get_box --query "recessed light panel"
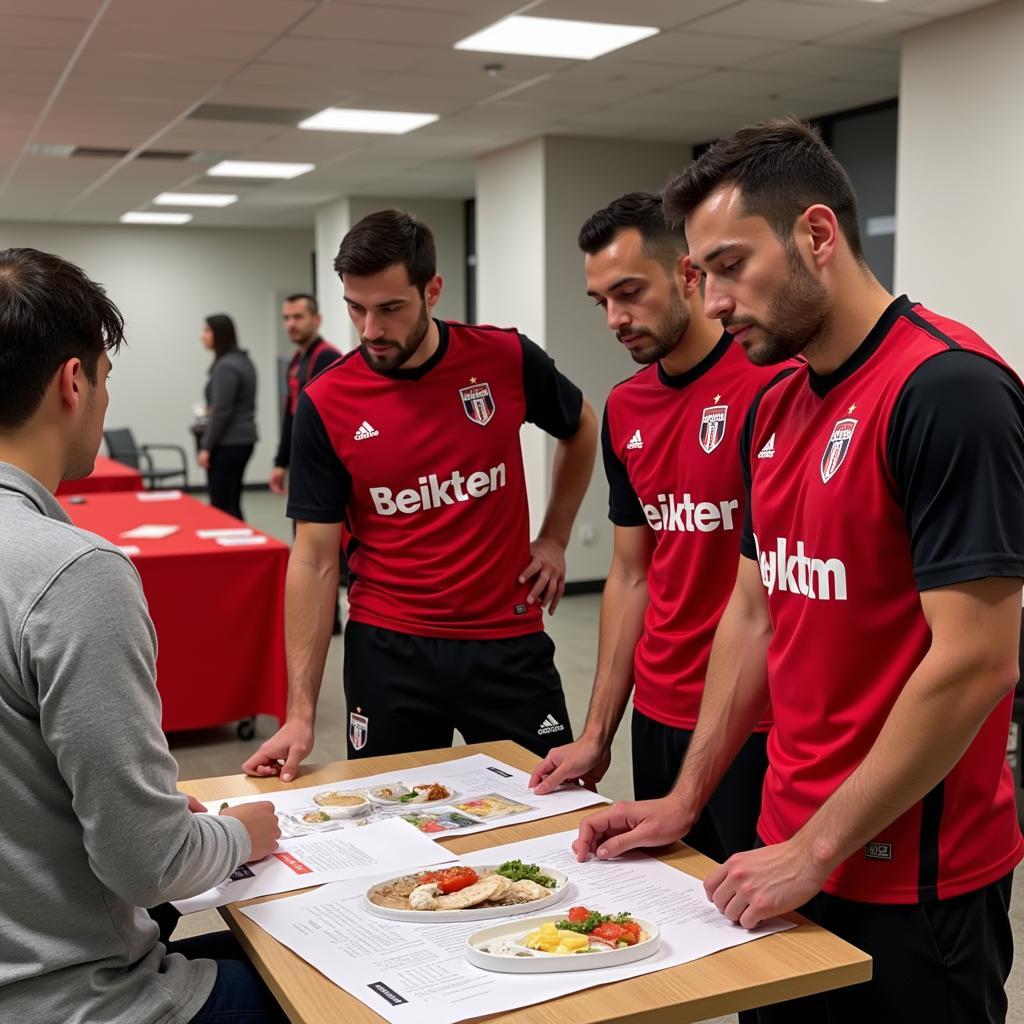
[120,212,193,225]
[154,192,239,207]
[299,108,439,134]
[454,16,658,61]
[206,160,314,179]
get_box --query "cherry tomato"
[435,867,479,893]
[618,921,640,945]
[567,906,591,923]
[590,922,626,944]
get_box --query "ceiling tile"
[0,45,77,74]
[739,42,898,79]
[259,36,430,71]
[292,3,492,45]
[622,29,791,66]
[669,67,820,99]
[682,0,884,42]
[86,24,277,62]
[533,0,737,28]
[103,0,316,34]
[157,121,290,149]
[0,13,88,48]
[0,0,103,16]
[815,12,932,49]
[407,45,575,78]
[210,81,355,110]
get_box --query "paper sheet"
[117,545,141,556]
[196,527,254,539]
[136,490,182,502]
[241,830,795,1024]
[216,534,268,547]
[173,818,457,913]
[119,523,180,539]
[206,753,609,842]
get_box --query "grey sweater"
[201,349,258,450]
[0,463,251,1024]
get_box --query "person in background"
[270,293,339,497]
[198,313,257,520]
[0,246,283,1023]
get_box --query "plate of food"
[364,860,571,921]
[465,906,659,973]
[311,791,372,818]
[367,781,456,806]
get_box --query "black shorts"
[631,708,768,862]
[754,872,1014,1023]
[343,621,572,760]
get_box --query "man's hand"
[269,466,287,495]
[572,797,694,862]
[241,719,314,782]
[530,735,611,794]
[197,449,211,470]
[221,800,281,861]
[519,535,567,612]
[704,838,830,930]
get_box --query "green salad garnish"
[494,859,557,888]
[554,911,632,934]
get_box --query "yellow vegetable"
[523,922,591,955]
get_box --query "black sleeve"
[313,347,341,376]
[888,351,1024,590]
[601,405,646,527]
[274,397,293,468]
[519,334,584,439]
[285,392,352,523]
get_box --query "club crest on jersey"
[820,417,858,484]
[699,405,728,454]
[349,711,368,751]
[459,382,495,426]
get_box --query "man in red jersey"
[573,120,1024,1022]
[243,209,597,774]
[530,193,779,869]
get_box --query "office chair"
[104,428,189,489]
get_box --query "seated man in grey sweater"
[0,247,285,1023]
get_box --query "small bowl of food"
[312,790,371,817]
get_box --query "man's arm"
[705,575,1021,928]
[270,398,294,494]
[522,398,598,612]
[573,555,771,860]
[531,524,655,793]
[242,521,341,781]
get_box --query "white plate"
[466,914,660,974]
[363,865,571,923]
[367,781,458,806]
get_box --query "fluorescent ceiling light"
[120,212,193,225]
[154,192,238,207]
[206,160,314,179]
[454,16,658,61]
[299,107,439,134]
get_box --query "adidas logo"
[537,714,565,736]
[354,420,379,441]
[757,433,776,459]
[626,429,643,450]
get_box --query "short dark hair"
[284,292,318,315]
[334,209,436,293]
[663,117,864,260]
[205,313,238,362]
[578,191,686,268]
[0,247,125,430]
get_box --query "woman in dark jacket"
[198,314,257,520]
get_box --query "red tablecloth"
[56,455,143,495]
[59,491,288,733]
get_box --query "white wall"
[475,136,691,580]
[314,195,467,352]
[0,221,313,484]
[896,0,1024,374]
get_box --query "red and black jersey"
[287,320,583,640]
[603,334,782,730]
[274,337,341,468]
[741,295,1024,903]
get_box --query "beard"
[731,247,829,366]
[618,285,691,365]
[360,302,431,372]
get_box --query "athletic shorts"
[343,621,572,759]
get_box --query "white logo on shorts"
[537,714,565,736]
[349,711,368,751]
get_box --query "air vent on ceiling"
[72,146,131,159]
[187,103,314,125]
[137,149,194,161]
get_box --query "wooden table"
[180,741,871,1024]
